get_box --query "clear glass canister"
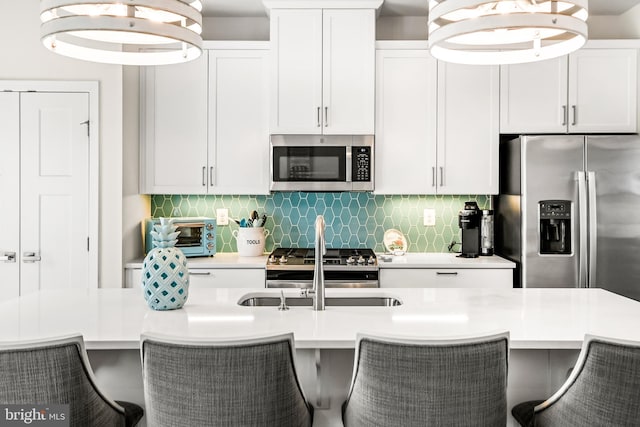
[480,209,494,256]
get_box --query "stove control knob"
[357,255,365,264]
[367,256,376,264]
[346,256,355,265]
[279,256,288,264]
[268,255,277,264]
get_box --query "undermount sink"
[237,293,403,307]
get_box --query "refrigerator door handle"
[577,171,588,288]
[587,171,597,287]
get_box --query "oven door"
[270,135,352,192]
[266,270,379,288]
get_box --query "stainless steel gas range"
[265,248,379,288]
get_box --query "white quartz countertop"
[125,253,268,269]
[1,287,638,351]
[125,252,514,269]
[377,253,515,269]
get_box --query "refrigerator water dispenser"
[539,200,572,255]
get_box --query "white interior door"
[20,92,90,294]
[0,92,20,301]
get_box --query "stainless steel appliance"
[270,135,374,192]
[265,248,378,288]
[480,209,494,256]
[459,201,481,258]
[144,217,216,257]
[495,135,640,301]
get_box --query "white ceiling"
[202,0,640,18]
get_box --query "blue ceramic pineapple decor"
[142,218,190,310]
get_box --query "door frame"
[0,80,99,289]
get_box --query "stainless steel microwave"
[270,135,374,192]
[144,217,216,257]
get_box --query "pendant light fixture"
[428,0,588,65]
[40,0,203,66]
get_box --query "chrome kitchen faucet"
[302,215,326,311]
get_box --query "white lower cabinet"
[126,268,265,289]
[380,268,512,289]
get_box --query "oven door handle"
[266,279,379,288]
[266,280,313,288]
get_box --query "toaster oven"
[144,217,216,257]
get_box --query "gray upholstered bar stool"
[512,334,640,427]
[140,332,313,427]
[0,334,143,427]
[342,331,510,427]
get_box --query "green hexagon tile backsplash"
[152,194,490,253]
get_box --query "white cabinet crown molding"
[263,0,383,11]
[202,41,270,50]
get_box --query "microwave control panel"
[352,146,371,182]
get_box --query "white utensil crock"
[233,227,270,257]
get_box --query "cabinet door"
[374,49,437,194]
[322,9,375,134]
[141,53,208,194]
[569,49,637,133]
[208,50,270,195]
[0,92,19,301]
[500,57,568,133]
[380,268,512,289]
[189,269,265,288]
[437,62,499,195]
[270,9,323,134]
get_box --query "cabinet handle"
[436,271,458,276]
[571,105,577,126]
[562,105,567,126]
[23,252,41,263]
[202,166,206,186]
[324,106,328,127]
[189,271,211,276]
[439,167,444,187]
[0,252,16,263]
[210,166,214,187]
[432,167,436,187]
[317,107,321,127]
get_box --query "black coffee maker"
[458,201,481,258]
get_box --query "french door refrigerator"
[495,135,640,301]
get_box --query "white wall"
[122,64,150,274]
[0,2,124,288]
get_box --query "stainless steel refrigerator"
[495,135,640,301]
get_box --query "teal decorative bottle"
[142,218,190,310]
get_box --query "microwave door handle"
[346,146,352,183]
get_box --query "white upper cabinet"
[568,49,637,133]
[141,53,209,194]
[375,49,437,194]
[500,57,568,133]
[270,8,375,134]
[141,44,270,195]
[437,61,499,195]
[375,46,499,195]
[501,48,638,134]
[208,50,270,195]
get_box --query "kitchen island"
[1,287,638,426]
